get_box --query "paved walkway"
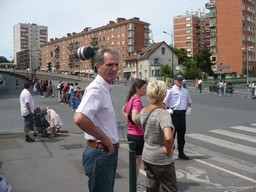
[0,132,140,192]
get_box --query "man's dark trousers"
[171,111,186,154]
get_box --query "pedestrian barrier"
[187,87,254,100]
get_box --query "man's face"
[96,52,119,84]
[174,79,183,87]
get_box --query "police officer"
[163,75,192,160]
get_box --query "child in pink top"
[122,79,147,180]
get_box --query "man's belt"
[87,140,119,149]
[173,110,186,114]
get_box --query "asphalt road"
[1,72,256,192]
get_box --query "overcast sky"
[0,0,208,59]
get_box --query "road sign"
[217,65,230,69]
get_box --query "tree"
[161,64,172,77]
[0,56,10,63]
[194,46,213,75]
[174,48,191,66]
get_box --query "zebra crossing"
[136,124,256,191]
[186,124,256,159]
[185,124,256,185]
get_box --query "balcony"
[206,12,216,18]
[210,32,216,37]
[209,22,216,28]
[144,33,150,40]
[210,42,216,47]
[128,46,135,53]
[128,23,135,31]
[205,2,215,9]
[128,40,135,45]
[128,32,135,38]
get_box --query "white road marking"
[210,129,256,143]
[230,126,256,133]
[195,159,256,184]
[187,133,256,156]
[186,143,256,174]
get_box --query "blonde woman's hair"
[147,80,167,104]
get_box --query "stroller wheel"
[33,132,38,137]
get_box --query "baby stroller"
[33,107,49,137]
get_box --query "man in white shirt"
[198,78,203,93]
[20,82,35,142]
[163,75,192,160]
[74,47,119,192]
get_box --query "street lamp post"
[242,46,254,85]
[163,31,174,76]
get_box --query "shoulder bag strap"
[142,107,160,130]
[128,98,136,115]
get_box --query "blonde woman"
[136,80,177,192]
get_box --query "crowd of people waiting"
[30,77,83,111]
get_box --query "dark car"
[209,81,234,93]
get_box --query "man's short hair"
[24,82,31,89]
[94,47,119,65]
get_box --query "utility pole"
[163,31,174,76]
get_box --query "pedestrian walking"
[163,74,192,160]
[223,81,227,96]
[61,82,69,105]
[195,77,199,90]
[19,82,35,142]
[219,80,224,96]
[136,80,178,192]
[15,79,19,89]
[121,79,147,180]
[73,47,120,192]
[56,81,63,102]
[248,81,255,98]
[198,78,203,93]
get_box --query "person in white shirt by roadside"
[20,82,35,142]
[73,47,119,192]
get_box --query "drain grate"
[61,143,85,150]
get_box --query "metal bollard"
[129,141,136,192]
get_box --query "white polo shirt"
[76,75,119,144]
[20,88,35,116]
[163,85,192,110]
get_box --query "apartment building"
[206,0,256,76]
[173,10,210,58]
[41,17,151,77]
[13,23,48,70]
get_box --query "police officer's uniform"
[163,75,192,160]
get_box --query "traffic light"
[47,62,52,71]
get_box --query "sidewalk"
[0,132,136,192]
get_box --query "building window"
[155,70,160,76]
[154,58,159,64]
[161,47,165,54]
[186,23,191,27]
[186,17,191,21]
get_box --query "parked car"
[209,81,234,93]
